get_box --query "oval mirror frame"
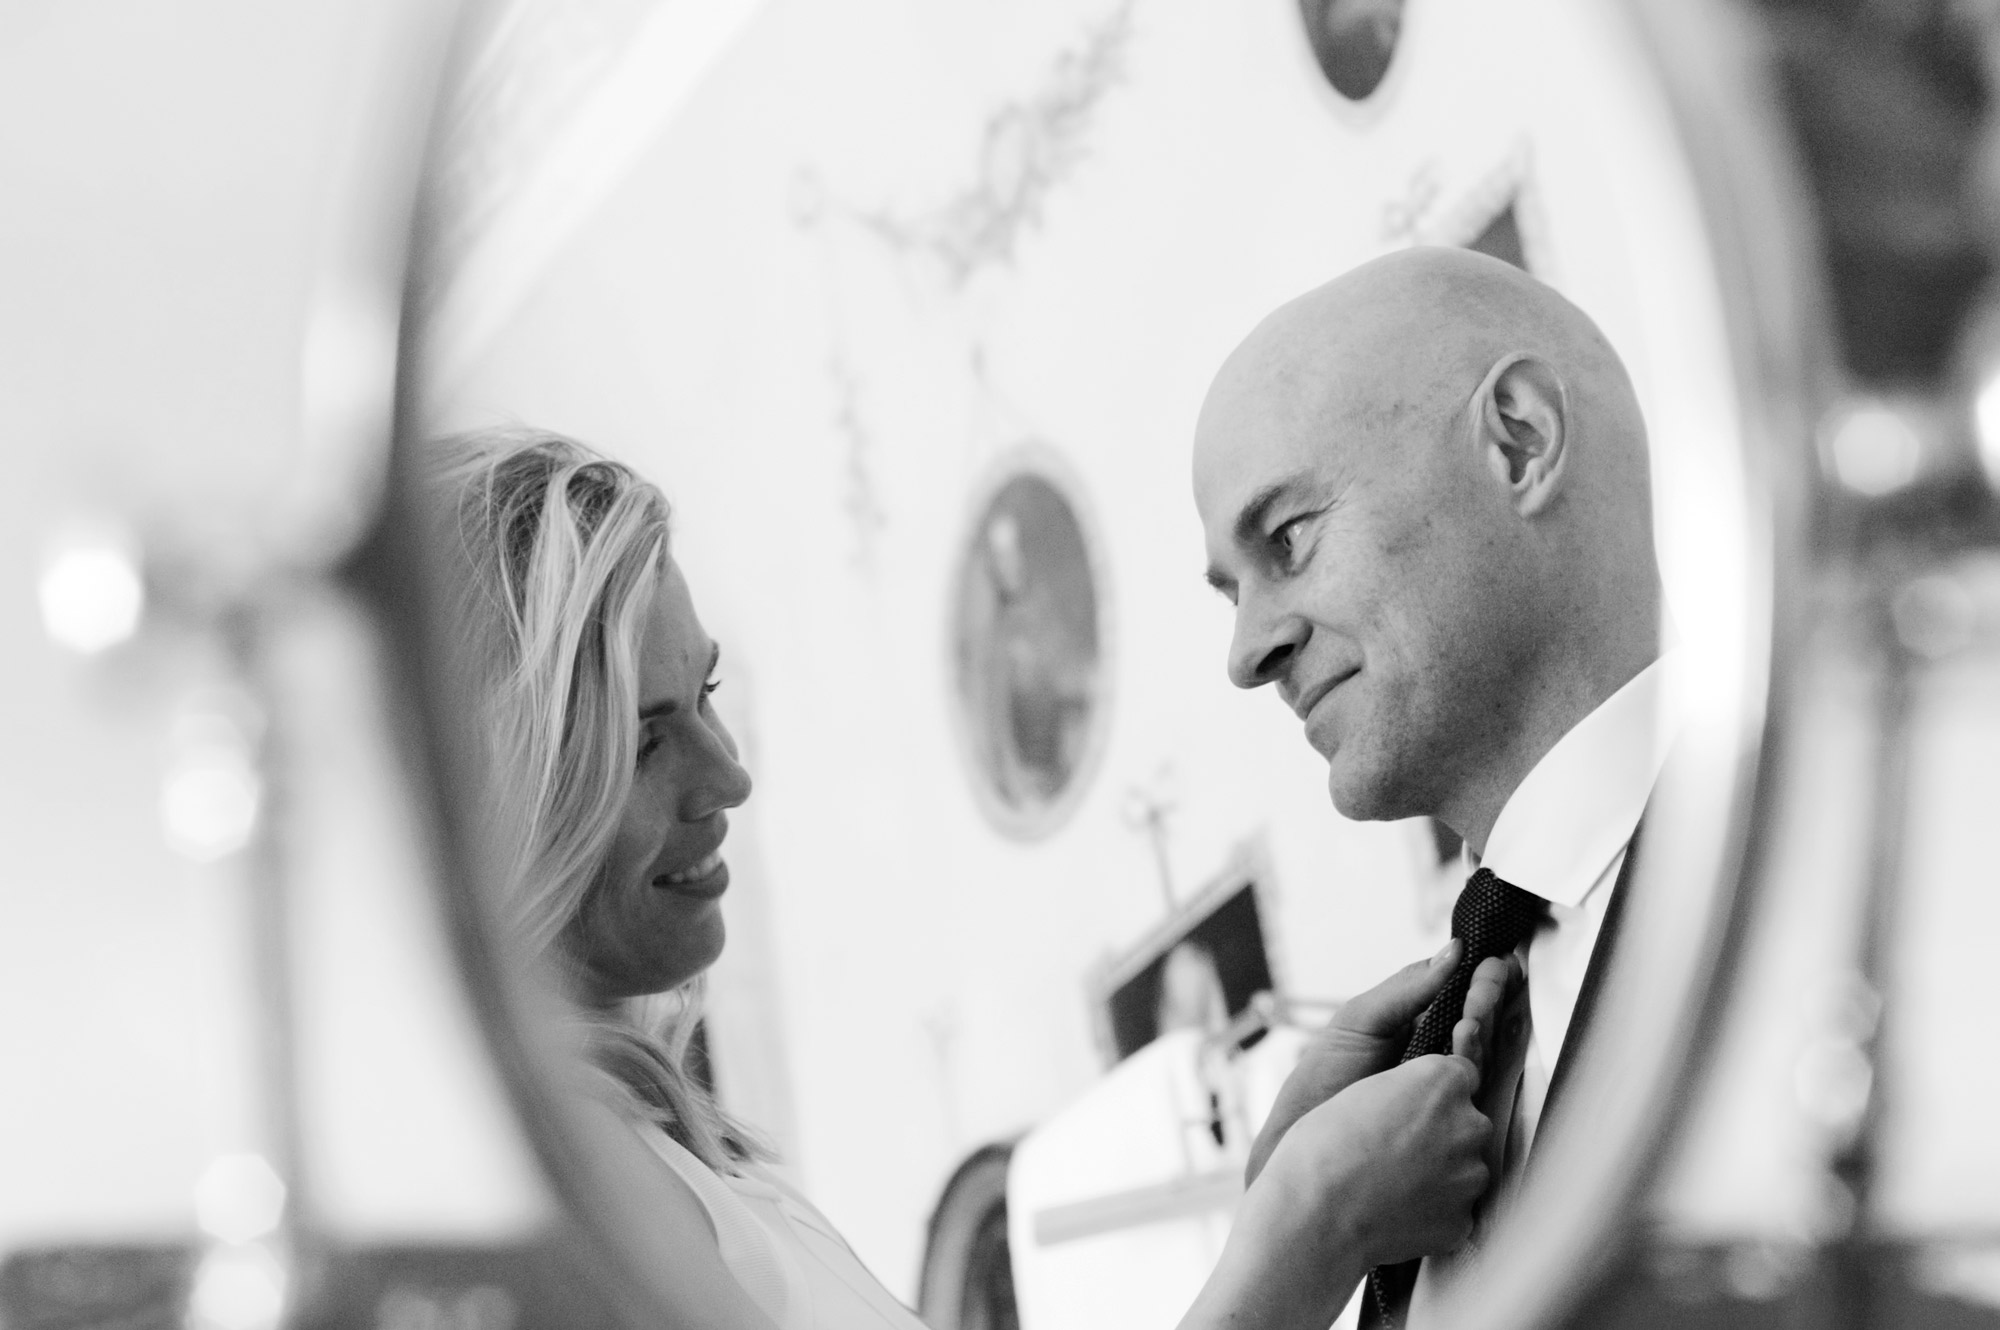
[1429,0,1828,1326]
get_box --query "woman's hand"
[1245,945,1524,1187]
[1270,1055,1495,1267]
[1244,942,1461,1186]
[1180,1054,1493,1330]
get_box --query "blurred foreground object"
[1565,1,2000,1327]
[0,2,583,1327]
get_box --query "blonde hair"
[430,426,759,1169]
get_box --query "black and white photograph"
[3,1,1997,1328]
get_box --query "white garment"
[641,1126,929,1330]
[1405,655,1680,1325]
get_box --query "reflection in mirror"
[402,2,1783,1329]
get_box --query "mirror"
[394,0,1802,1327]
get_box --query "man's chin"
[1324,760,1406,824]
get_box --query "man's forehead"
[1198,440,1320,524]
[1195,366,1346,521]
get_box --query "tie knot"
[1451,867,1548,961]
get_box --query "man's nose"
[1227,594,1306,690]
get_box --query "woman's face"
[564,556,753,1004]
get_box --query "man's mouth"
[1294,668,1359,722]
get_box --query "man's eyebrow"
[1232,472,1317,549]
[1202,472,1318,596]
[638,642,721,719]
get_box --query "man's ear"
[1474,353,1569,514]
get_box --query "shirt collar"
[1477,653,1681,908]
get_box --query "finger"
[1451,1015,1483,1066]
[1414,1051,1482,1098]
[1460,962,1512,1067]
[1340,940,1461,1035]
[1460,956,1511,1025]
[1470,953,1510,994]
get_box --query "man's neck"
[1449,636,1660,857]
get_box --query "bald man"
[1193,247,1673,1327]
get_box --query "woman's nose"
[678,718,754,821]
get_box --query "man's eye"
[1272,516,1311,562]
[701,676,722,703]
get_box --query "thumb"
[1341,940,1460,1036]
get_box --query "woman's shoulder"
[573,1104,927,1330]
[561,1098,789,1327]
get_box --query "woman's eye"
[636,733,662,766]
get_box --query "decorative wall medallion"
[1298,0,1405,101]
[951,463,1106,837]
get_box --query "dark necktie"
[1362,867,1549,1329]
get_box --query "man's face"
[1194,343,1525,824]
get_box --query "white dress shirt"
[1402,654,1681,1326]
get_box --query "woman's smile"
[579,557,754,999]
[656,848,729,898]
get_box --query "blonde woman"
[433,427,1511,1330]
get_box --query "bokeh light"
[1974,369,2000,491]
[193,1153,287,1246]
[1821,400,1924,497]
[185,1241,287,1330]
[161,703,263,863]
[37,528,144,654]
